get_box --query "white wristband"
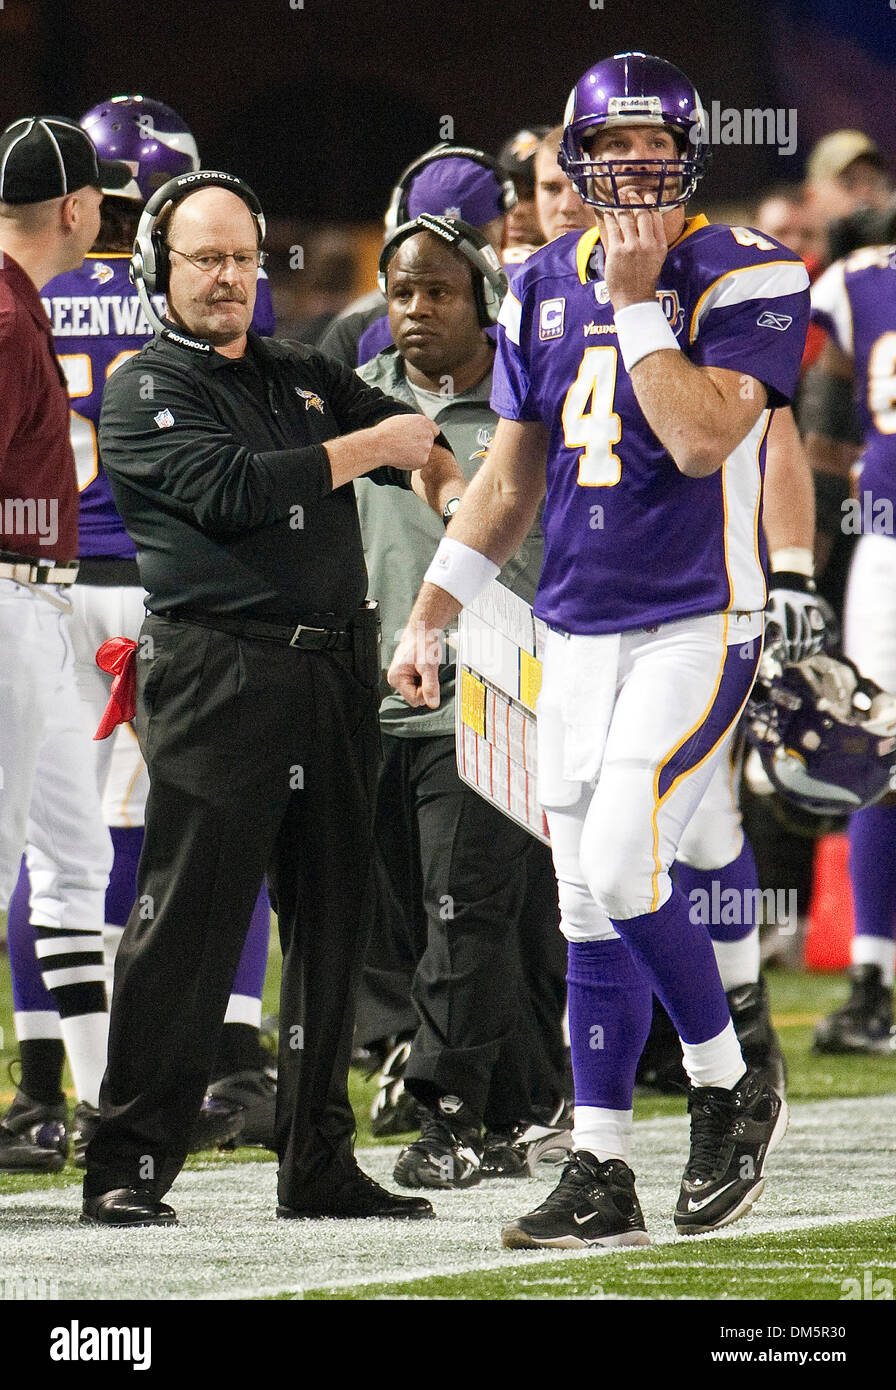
[424,536,500,608]
[770,546,814,577]
[614,300,680,372]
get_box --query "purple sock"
[105,825,144,926]
[610,888,731,1046]
[674,839,759,943]
[849,805,896,942]
[231,881,271,1000]
[7,857,56,1014]
[567,939,653,1109]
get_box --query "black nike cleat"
[501,1152,650,1250]
[393,1095,483,1190]
[0,1089,68,1172]
[674,1068,788,1235]
[204,1067,277,1149]
[813,964,896,1056]
[481,1100,574,1178]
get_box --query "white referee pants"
[0,580,111,931]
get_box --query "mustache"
[207,288,248,304]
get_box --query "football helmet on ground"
[744,649,896,816]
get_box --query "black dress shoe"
[80,1187,178,1227]
[277,1166,435,1220]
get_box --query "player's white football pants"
[536,611,763,937]
[843,532,896,693]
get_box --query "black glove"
[766,572,836,662]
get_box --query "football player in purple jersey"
[1,98,277,1173]
[804,242,896,1057]
[389,51,811,1248]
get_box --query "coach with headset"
[320,142,518,369]
[353,214,569,1188]
[80,170,467,1227]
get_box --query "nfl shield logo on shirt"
[539,298,565,340]
[153,408,175,429]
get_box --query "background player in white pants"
[807,242,896,1054]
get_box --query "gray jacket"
[355,345,544,738]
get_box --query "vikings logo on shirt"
[295,388,325,413]
[470,426,494,461]
[90,262,115,286]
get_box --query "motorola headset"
[130,169,266,344]
[383,143,517,238]
[378,213,509,329]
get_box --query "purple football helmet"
[559,51,710,210]
[744,650,896,816]
[80,96,199,201]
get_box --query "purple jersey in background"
[492,217,810,635]
[811,245,896,527]
[42,254,276,558]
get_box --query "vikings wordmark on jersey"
[493,219,810,635]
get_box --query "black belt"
[0,549,79,585]
[75,558,142,586]
[157,606,353,650]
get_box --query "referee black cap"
[0,116,131,205]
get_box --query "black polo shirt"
[98,330,420,623]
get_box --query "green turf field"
[2,936,895,1304]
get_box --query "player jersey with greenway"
[493,217,810,635]
[41,253,276,558]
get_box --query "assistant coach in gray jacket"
[354,215,569,1190]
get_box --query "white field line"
[0,1095,893,1301]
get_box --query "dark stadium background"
[1,0,892,218]
[0,1,892,330]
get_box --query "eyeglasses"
[167,246,267,273]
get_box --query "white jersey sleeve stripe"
[809,259,853,356]
[497,288,522,345]
[689,261,810,343]
[721,410,771,614]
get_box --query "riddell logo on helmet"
[688,102,797,157]
[607,95,664,119]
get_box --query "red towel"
[94,637,137,739]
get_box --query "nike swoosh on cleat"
[572,1209,603,1225]
[686,1180,738,1213]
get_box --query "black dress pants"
[84,614,380,1208]
[356,732,565,1125]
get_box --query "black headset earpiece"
[377,213,509,329]
[383,144,517,238]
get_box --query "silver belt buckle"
[289,622,327,648]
